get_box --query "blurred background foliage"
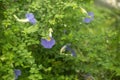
[0,0,119,80]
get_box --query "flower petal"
[26,13,34,19]
[71,49,76,57]
[49,38,55,46]
[25,13,36,24]
[65,45,76,57]
[41,39,49,48]
[14,69,21,80]
[29,18,36,24]
[88,12,94,17]
[83,18,91,23]
[41,38,55,49]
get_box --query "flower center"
[47,37,51,41]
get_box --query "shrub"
[0,0,119,80]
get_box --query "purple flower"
[25,13,36,24]
[71,49,76,56]
[14,69,21,80]
[88,12,94,18]
[66,45,76,57]
[41,38,55,49]
[60,44,76,57]
[83,12,94,23]
[83,18,91,23]
[65,45,71,51]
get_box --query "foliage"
[0,0,119,80]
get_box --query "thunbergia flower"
[60,44,69,53]
[25,13,36,24]
[60,44,76,57]
[88,12,94,18]
[41,28,55,49]
[66,45,76,57]
[14,69,21,80]
[41,38,55,49]
[71,49,76,56]
[83,12,94,23]
[13,13,36,24]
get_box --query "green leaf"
[22,26,38,34]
